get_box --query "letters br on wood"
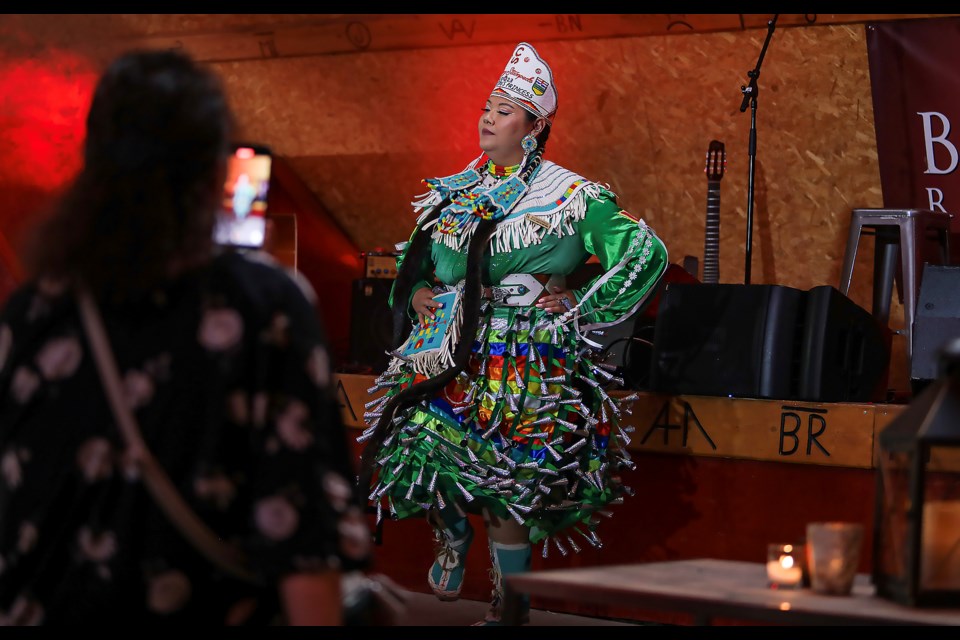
[335,374,905,470]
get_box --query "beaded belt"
[482,273,565,307]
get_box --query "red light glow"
[0,49,99,190]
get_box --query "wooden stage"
[336,373,908,623]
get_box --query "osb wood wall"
[3,13,952,390]
[209,23,909,387]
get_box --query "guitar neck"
[702,180,721,284]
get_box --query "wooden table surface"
[502,558,960,626]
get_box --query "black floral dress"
[0,251,368,625]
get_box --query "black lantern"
[872,337,960,606]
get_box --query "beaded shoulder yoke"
[412,158,605,255]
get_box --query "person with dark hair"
[0,49,369,625]
[358,42,669,625]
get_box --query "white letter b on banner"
[918,111,959,175]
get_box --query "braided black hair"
[358,215,496,497]
[388,199,448,347]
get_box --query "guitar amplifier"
[349,278,403,373]
[364,251,398,279]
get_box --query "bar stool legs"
[838,208,952,367]
[871,226,900,325]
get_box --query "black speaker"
[578,262,656,390]
[585,314,657,390]
[649,283,805,399]
[580,263,701,391]
[912,265,960,387]
[349,278,403,373]
[797,285,891,403]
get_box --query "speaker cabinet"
[349,278,403,374]
[586,314,657,390]
[798,285,891,403]
[649,283,805,399]
[650,283,892,402]
[583,264,700,390]
[912,264,960,387]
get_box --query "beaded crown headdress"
[491,42,557,123]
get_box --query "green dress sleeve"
[571,188,669,329]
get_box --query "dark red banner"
[867,16,960,241]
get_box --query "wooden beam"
[92,14,958,64]
[334,373,906,470]
[622,393,886,470]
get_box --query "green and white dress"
[360,155,668,556]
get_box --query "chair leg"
[839,219,863,295]
[900,220,919,363]
[872,226,900,324]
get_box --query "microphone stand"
[739,14,778,285]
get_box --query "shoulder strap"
[75,286,261,585]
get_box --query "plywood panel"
[74,14,958,63]
[1,13,949,391]
[212,26,879,274]
[226,21,915,387]
[212,25,883,273]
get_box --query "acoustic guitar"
[702,140,726,285]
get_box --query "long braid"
[518,144,545,184]
[358,218,497,498]
[388,199,449,346]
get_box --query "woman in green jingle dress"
[358,42,669,625]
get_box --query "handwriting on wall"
[92,14,955,65]
[780,406,830,457]
[334,374,904,470]
[628,395,884,469]
[439,18,475,40]
[640,399,836,458]
[337,378,360,424]
[642,400,718,450]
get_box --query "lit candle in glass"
[767,543,803,588]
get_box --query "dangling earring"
[521,134,538,155]
[520,133,538,168]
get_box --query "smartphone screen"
[213,143,272,249]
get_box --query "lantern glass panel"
[878,449,912,581]
[919,445,960,591]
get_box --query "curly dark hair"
[22,49,235,303]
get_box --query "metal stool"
[838,208,952,364]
